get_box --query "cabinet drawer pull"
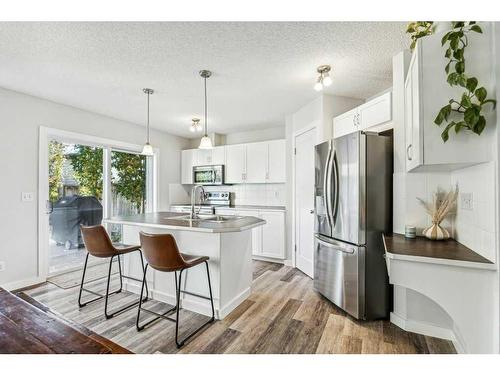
[406,144,412,161]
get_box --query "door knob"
[310,209,314,214]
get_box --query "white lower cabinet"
[259,211,285,259]
[215,208,285,260]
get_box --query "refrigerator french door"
[313,131,392,320]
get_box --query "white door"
[267,139,286,183]
[333,109,358,139]
[246,142,268,183]
[225,144,246,183]
[294,127,316,277]
[196,149,212,165]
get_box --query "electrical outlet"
[0,261,6,272]
[461,192,473,211]
[22,192,34,202]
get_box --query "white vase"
[423,223,450,240]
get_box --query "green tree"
[48,141,65,201]
[68,145,103,200]
[111,152,146,212]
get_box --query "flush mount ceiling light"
[190,118,202,133]
[314,65,332,92]
[198,69,213,149]
[141,88,155,156]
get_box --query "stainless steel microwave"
[193,165,225,185]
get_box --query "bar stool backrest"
[80,225,116,258]
[139,232,186,272]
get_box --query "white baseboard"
[252,255,285,264]
[1,276,45,291]
[283,259,293,267]
[390,312,465,353]
[219,287,251,318]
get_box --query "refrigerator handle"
[324,145,333,229]
[332,151,339,225]
[315,234,355,254]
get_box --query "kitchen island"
[104,212,265,319]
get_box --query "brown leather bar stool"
[79,225,148,319]
[136,231,215,348]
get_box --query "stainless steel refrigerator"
[314,131,392,320]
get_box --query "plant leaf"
[435,105,451,125]
[447,72,458,86]
[474,116,486,135]
[475,87,487,102]
[466,77,478,92]
[441,32,451,46]
[464,107,479,126]
[441,121,456,142]
[460,93,472,107]
[470,24,482,33]
[455,61,465,74]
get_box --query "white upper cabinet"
[267,139,286,183]
[332,109,359,139]
[358,91,392,130]
[225,144,247,183]
[181,149,196,184]
[246,142,268,183]
[211,146,226,165]
[181,139,286,184]
[195,149,213,166]
[333,91,392,139]
[405,24,494,172]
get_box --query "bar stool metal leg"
[174,262,215,348]
[136,265,177,331]
[78,250,148,319]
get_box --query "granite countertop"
[104,212,266,233]
[382,233,495,269]
[170,204,286,212]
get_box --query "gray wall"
[0,87,189,286]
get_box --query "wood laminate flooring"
[21,260,456,354]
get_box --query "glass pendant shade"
[322,74,332,86]
[199,135,213,149]
[141,142,154,156]
[314,79,323,91]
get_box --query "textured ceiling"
[0,22,408,138]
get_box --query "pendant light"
[141,88,155,156]
[198,70,213,149]
[190,118,201,132]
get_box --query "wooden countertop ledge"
[383,233,493,266]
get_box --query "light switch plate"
[461,192,473,211]
[22,192,34,202]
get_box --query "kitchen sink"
[172,214,244,223]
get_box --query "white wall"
[391,31,499,352]
[284,94,364,262]
[224,126,285,145]
[0,87,189,287]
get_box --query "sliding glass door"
[109,149,149,243]
[45,136,155,276]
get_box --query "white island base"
[120,225,253,319]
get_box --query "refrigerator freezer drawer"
[313,235,365,319]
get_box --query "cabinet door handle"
[406,144,412,161]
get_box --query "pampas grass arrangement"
[417,185,458,240]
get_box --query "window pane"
[110,150,147,242]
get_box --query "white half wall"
[0,87,189,287]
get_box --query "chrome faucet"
[190,185,206,219]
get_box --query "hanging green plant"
[406,21,434,50]
[406,22,496,142]
[433,22,496,142]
